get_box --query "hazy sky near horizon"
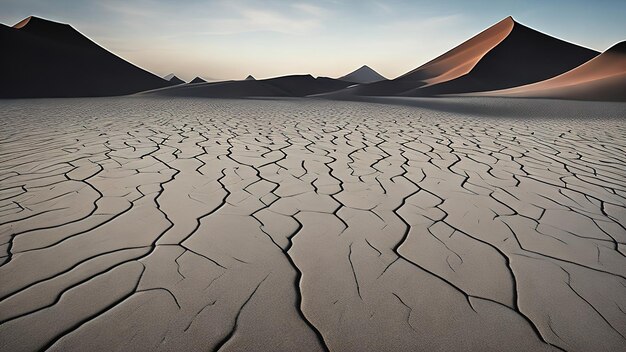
[2,0,625,81]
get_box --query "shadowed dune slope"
[147,80,289,98]
[333,17,599,97]
[403,17,599,96]
[0,16,172,98]
[400,17,514,86]
[146,75,354,98]
[339,65,387,83]
[481,41,626,101]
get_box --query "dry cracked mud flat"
[0,97,625,352]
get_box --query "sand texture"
[0,97,625,351]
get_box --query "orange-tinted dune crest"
[332,17,600,98]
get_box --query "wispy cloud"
[377,14,465,34]
[219,5,324,34]
[98,0,158,18]
[90,0,331,39]
[291,3,329,17]
[201,1,331,35]
[372,1,393,14]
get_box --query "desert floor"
[1,97,625,351]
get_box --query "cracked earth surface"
[0,97,625,351]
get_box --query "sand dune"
[147,75,353,98]
[406,17,599,96]
[338,65,387,83]
[332,17,599,97]
[480,41,626,101]
[3,15,618,102]
[401,17,514,86]
[0,16,171,98]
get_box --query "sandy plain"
[0,97,625,351]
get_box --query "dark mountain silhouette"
[164,74,185,85]
[0,16,171,98]
[189,76,207,84]
[483,41,626,101]
[333,17,599,97]
[145,75,353,98]
[339,65,387,83]
[245,75,256,81]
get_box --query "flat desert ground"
[0,97,625,351]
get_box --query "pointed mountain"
[484,41,626,101]
[190,76,207,84]
[0,16,170,98]
[163,74,185,85]
[245,75,256,81]
[339,16,599,97]
[339,65,387,83]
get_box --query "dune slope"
[334,17,599,97]
[482,41,626,101]
[403,17,599,96]
[0,16,171,98]
[400,17,515,86]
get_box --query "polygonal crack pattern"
[0,98,624,352]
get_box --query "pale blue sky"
[2,0,624,80]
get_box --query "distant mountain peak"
[190,76,207,84]
[163,74,185,85]
[245,75,256,81]
[356,65,375,72]
[339,65,386,84]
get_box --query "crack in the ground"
[1,98,624,352]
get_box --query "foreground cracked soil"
[0,97,625,351]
